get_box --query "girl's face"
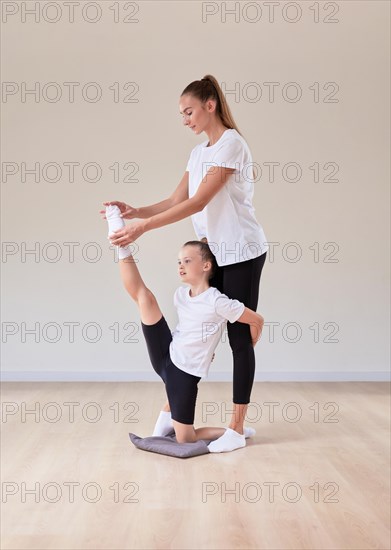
[177,245,211,284]
[179,94,216,135]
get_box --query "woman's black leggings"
[209,251,267,404]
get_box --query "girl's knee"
[173,423,196,443]
[137,287,157,307]
[176,433,196,444]
[176,434,191,444]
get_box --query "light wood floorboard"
[1,382,390,550]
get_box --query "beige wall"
[2,0,389,381]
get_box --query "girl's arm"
[236,308,265,346]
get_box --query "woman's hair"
[181,75,257,182]
[181,74,242,136]
[183,240,218,280]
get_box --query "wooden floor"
[1,382,390,550]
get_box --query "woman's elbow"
[192,196,208,212]
[255,314,264,337]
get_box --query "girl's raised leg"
[106,204,162,325]
[118,256,162,325]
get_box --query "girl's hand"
[109,220,146,246]
[99,201,137,220]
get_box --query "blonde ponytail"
[181,75,256,182]
[181,74,242,135]
[201,74,242,136]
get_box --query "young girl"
[105,204,264,451]
[100,74,268,451]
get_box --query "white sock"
[106,205,132,260]
[244,427,256,439]
[152,410,173,436]
[207,428,246,453]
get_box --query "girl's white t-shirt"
[186,128,269,266]
[169,285,245,378]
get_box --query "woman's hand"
[99,201,138,220]
[108,220,146,246]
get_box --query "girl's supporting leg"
[172,420,225,444]
[162,359,228,444]
[173,421,250,451]
[154,401,256,441]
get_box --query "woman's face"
[179,94,216,135]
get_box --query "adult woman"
[101,75,268,452]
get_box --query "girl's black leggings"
[209,251,267,404]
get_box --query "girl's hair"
[181,74,242,136]
[183,240,218,280]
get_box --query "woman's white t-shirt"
[169,285,245,378]
[186,128,269,267]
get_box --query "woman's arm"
[144,166,234,231]
[102,172,189,220]
[236,308,265,346]
[131,171,190,219]
[109,166,235,246]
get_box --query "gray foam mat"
[129,429,212,458]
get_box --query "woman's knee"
[228,324,252,351]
